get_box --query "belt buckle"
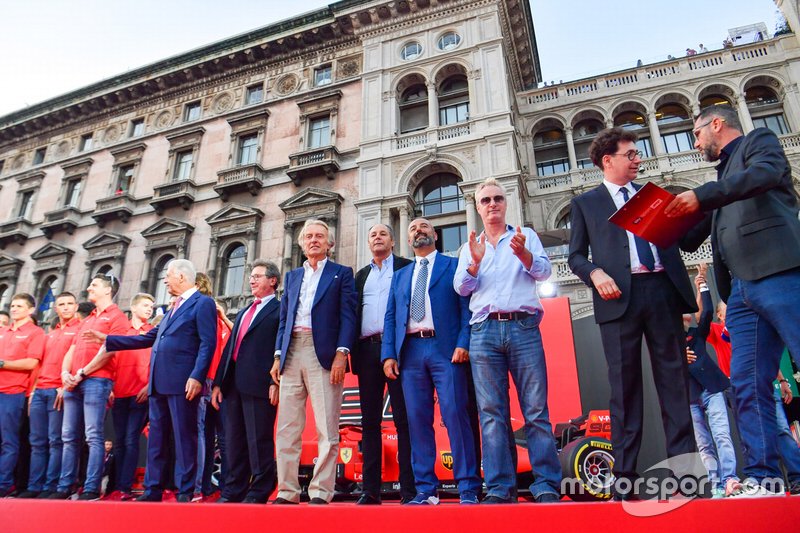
[497,312,513,322]
[420,330,434,338]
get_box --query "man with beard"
[382,218,481,505]
[667,104,800,495]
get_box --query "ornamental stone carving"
[11,154,25,170]
[55,140,71,158]
[338,59,360,78]
[212,91,234,114]
[276,74,299,95]
[103,125,121,144]
[154,110,175,130]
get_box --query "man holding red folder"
[568,127,697,500]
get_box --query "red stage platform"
[2,497,798,533]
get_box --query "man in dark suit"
[382,217,481,505]
[270,219,357,505]
[211,259,281,504]
[666,104,800,492]
[353,223,414,505]
[568,127,697,499]
[96,259,217,502]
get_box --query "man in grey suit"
[667,104,800,494]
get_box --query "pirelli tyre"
[560,437,615,501]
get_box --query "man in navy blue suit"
[270,219,357,505]
[212,259,281,504]
[91,259,217,502]
[382,217,481,505]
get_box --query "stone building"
[1,0,799,326]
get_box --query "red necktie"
[233,299,262,361]
[170,296,183,319]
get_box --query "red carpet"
[2,497,798,532]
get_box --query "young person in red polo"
[108,293,155,500]
[17,292,81,499]
[0,293,46,497]
[50,274,128,500]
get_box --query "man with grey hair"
[454,178,561,503]
[667,103,800,494]
[352,223,414,504]
[271,220,357,504]
[89,258,217,502]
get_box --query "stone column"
[736,93,755,132]
[647,111,666,156]
[283,223,295,275]
[464,193,478,233]
[605,118,614,128]
[782,84,800,131]
[81,261,93,298]
[177,245,187,260]
[246,230,257,268]
[139,250,153,292]
[398,207,410,257]
[207,237,219,283]
[427,81,439,130]
[564,127,578,170]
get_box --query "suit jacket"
[106,291,217,395]
[568,182,697,324]
[352,253,413,375]
[275,260,357,372]
[687,290,730,401]
[213,296,280,398]
[381,253,471,365]
[681,127,800,301]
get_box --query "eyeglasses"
[693,118,724,137]
[478,195,506,206]
[610,150,643,161]
[249,274,266,280]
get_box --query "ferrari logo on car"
[340,447,353,464]
[440,451,454,471]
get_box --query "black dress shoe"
[272,497,298,505]
[243,496,267,504]
[356,493,381,505]
[176,493,193,503]
[482,495,513,504]
[16,490,40,499]
[47,491,72,500]
[309,497,328,505]
[136,493,163,502]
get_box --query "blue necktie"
[620,187,656,271]
[410,258,429,322]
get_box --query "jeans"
[111,396,148,493]
[28,388,64,492]
[689,390,738,488]
[0,392,26,491]
[775,397,800,483]
[58,378,112,494]
[727,269,800,482]
[469,314,562,500]
[196,378,225,495]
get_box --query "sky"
[0,0,781,116]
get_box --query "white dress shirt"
[361,254,394,338]
[603,179,664,273]
[246,294,275,323]
[407,250,437,334]
[293,257,327,331]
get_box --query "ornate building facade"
[1,0,798,324]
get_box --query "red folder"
[608,182,704,248]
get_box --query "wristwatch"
[0,360,5,369]
[77,368,87,378]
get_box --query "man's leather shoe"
[243,496,266,504]
[482,495,512,504]
[309,497,328,505]
[136,493,163,502]
[356,493,381,505]
[272,497,298,504]
[535,493,561,503]
[175,493,192,503]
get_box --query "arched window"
[154,255,174,306]
[614,112,653,157]
[533,128,569,176]
[97,264,113,276]
[656,104,693,154]
[37,276,58,318]
[415,173,464,217]
[222,245,247,297]
[399,84,429,134]
[655,104,690,125]
[573,118,604,168]
[438,75,469,125]
[747,86,790,135]
[699,95,732,108]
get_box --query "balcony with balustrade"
[150,179,198,215]
[393,120,473,151]
[214,163,266,201]
[41,206,81,238]
[0,218,33,249]
[92,193,136,227]
[286,146,340,186]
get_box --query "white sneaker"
[737,479,784,497]
[407,493,440,505]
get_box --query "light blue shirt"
[360,254,395,338]
[454,225,551,325]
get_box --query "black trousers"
[356,339,415,499]
[221,386,277,502]
[598,273,696,481]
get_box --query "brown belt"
[407,330,436,338]
[486,312,534,321]
[360,334,383,344]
